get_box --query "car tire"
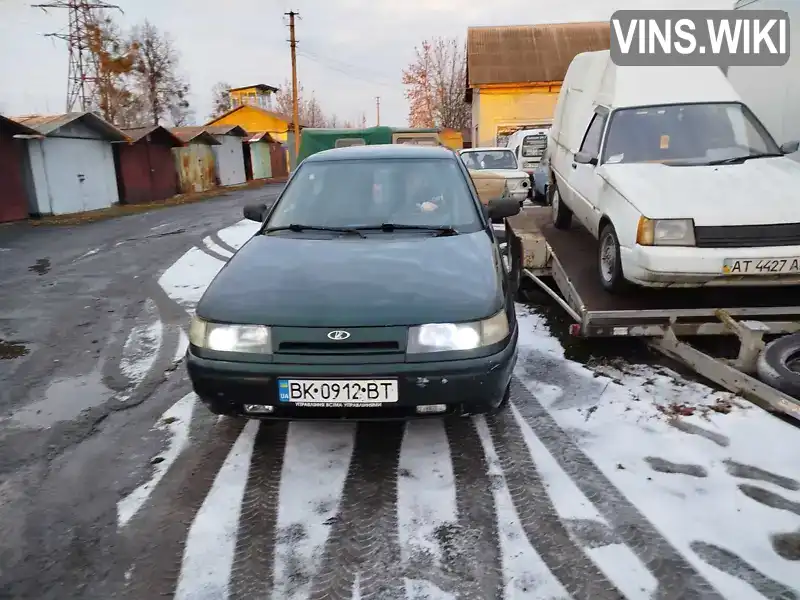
[551,187,572,229]
[756,333,800,398]
[598,222,630,294]
[488,382,512,415]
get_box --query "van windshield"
[602,102,781,166]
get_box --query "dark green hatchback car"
[186,144,521,420]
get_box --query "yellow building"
[206,83,298,143]
[466,22,610,148]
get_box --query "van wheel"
[598,223,630,293]
[551,188,572,229]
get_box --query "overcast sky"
[1,0,733,127]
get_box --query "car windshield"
[265,158,482,232]
[602,102,781,165]
[461,150,518,170]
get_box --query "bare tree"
[129,20,192,126]
[274,78,333,127]
[304,93,327,127]
[84,12,139,126]
[208,81,232,119]
[329,114,339,128]
[402,37,469,130]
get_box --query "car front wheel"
[598,222,630,293]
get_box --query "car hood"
[600,157,800,226]
[196,231,504,327]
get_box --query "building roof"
[306,143,456,163]
[122,125,184,146]
[205,124,249,137]
[205,104,303,128]
[11,112,129,141]
[247,131,277,143]
[229,84,279,93]
[466,22,611,87]
[0,114,41,137]
[170,127,221,145]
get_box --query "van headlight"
[636,217,696,246]
[189,316,272,353]
[407,310,510,353]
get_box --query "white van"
[725,0,800,160]
[548,50,800,293]
[506,127,551,175]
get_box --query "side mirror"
[243,203,267,222]
[781,140,800,154]
[487,197,521,221]
[574,151,598,166]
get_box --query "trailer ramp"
[506,207,800,423]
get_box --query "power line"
[296,50,394,88]
[32,0,123,113]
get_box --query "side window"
[335,138,365,148]
[580,112,607,157]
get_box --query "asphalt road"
[0,184,797,600]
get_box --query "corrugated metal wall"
[117,140,179,204]
[173,143,216,193]
[269,143,289,179]
[25,123,119,215]
[250,142,272,179]
[211,135,246,186]
[0,133,30,222]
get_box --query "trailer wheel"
[757,333,800,397]
[598,223,630,294]
[551,188,572,229]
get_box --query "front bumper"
[186,327,519,420]
[621,244,800,287]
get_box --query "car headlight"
[189,316,272,353]
[636,217,696,246]
[407,310,510,353]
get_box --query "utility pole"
[285,10,301,161]
[375,96,380,126]
[33,0,123,113]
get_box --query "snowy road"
[142,219,800,599]
[1,195,798,599]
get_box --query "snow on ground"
[202,236,233,258]
[157,247,225,314]
[515,308,800,598]
[117,392,196,528]
[118,298,163,402]
[174,419,259,600]
[216,219,260,251]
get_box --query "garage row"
[0,112,289,222]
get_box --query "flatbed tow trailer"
[506,206,800,424]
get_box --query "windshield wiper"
[705,152,784,165]
[263,224,366,238]
[353,223,459,236]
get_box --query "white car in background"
[459,148,531,206]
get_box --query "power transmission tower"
[375,96,380,126]
[285,10,301,160]
[32,0,123,113]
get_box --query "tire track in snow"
[271,422,356,600]
[308,423,406,600]
[175,419,260,600]
[210,231,238,255]
[227,422,289,600]
[118,416,246,599]
[509,377,725,599]
[487,402,625,600]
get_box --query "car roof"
[460,147,512,152]
[304,143,456,162]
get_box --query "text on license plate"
[722,258,800,275]
[278,379,398,405]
